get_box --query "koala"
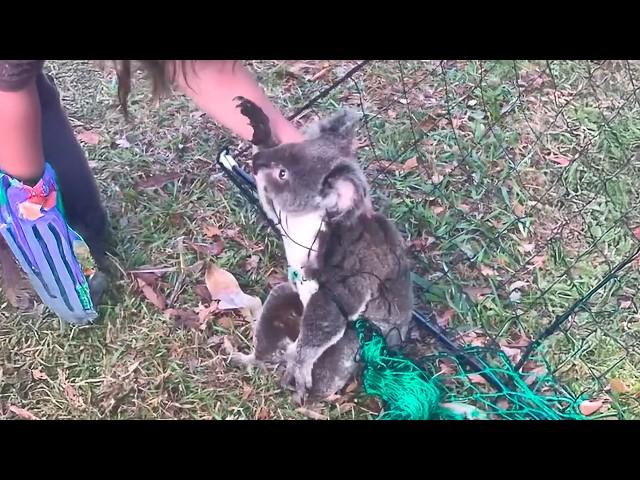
[230,282,361,400]
[235,96,413,405]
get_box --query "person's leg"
[36,73,110,269]
[0,67,110,319]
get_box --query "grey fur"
[231,282,360,399]
[235,97,413,405]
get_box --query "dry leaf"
[222,336,235,355]
[431,173,444,184]
[222,227,241,240]
[8,405,38,420]
[436,309,455,328]
[77,130,102,145]
[419,115,439,131]
[243,255,260,271]
[195,284,212,303]
[437,361,457,376]
[530,255,546,269]
[135,277,166,310]
[371,160,402,173]
[286,61,316,77]
[242,384,254,400]
[513,201,526,218]
[468,374,488,385]
[549,154,571,167]
[619,298,633,310]
[500,345,522,364]
[64,384,85,409]
[337,402,356,414]
[217,317,235,329]
[520,243,536,253]
[632,226,640,240]
[310,67,331,81]
[188,241,224,256]
[410,236,437,252]
[509,281,528,292]
[609,378,630,394]
[509,333,532,348]
[360,396,382,414]
[523,366,548,386]
[345,380,359,394]
[255,405,271,420]
[296,407,328,420]
[356,137,369,149]
[31,369,48,381]
[463,287,492,302]
[205,264,262,319]
[135,172,181,190]
[195,303,218,323]
[402,156,419,172]
[432,206,446,215]
[480,265,497,277]
[203,225,221,238]
[131,271,161,287]
[166,308,202,330]
[579,399,603,416]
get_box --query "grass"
[1,60,640,419]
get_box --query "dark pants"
[36,73,109,269]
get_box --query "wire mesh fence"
[229,60,640,419]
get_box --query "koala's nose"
[252,154,269,174]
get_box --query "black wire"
[515,244,640,371]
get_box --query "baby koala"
[231,282,360,400]
[235,96,413,405]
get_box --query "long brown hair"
[109,60,242,117]
[110,60,195,117]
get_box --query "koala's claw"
[280,369,295,391]
[293,387,307,406]
[291,363,313,406]
[233,96,277,149]
[229,352,254,369]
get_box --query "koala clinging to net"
[235,96,413,404]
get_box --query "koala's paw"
[291,362,314,406]
[229,352,256,371]
[280,366,295,391]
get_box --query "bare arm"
[173,61,304,144]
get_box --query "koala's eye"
[278,169,288,180]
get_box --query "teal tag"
[288,266,303,283]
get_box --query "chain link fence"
[231,60,640,419]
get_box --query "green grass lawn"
[1,60,639,419]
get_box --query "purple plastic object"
[0,163,97,325]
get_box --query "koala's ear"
[235,96,279,149]
[321,162,369,217]
[306,109,361,153]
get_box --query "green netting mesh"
[355,318,593,420]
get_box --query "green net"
[355,318,594,420]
